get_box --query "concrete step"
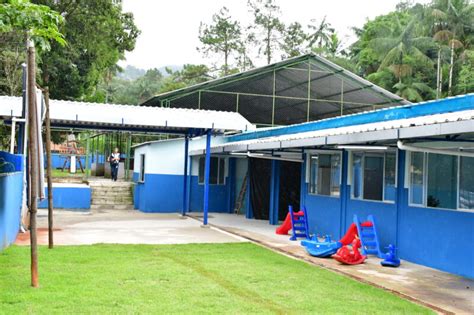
[88,182,134,188]
[91,204,135,211]
[91,197,133,204]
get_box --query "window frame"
[350,151,397,203]
[138,153,145,183]
[198,156,226,186]
[307,151,342,197]
[407,152,474,212]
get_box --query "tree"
[198,7,242,76]
[307,16,334,50]
[280,22,308,59]
[431,0,473,96]
[31,0,140,100]
[393,80,435,102]
[160,64,211,93]
[248,0,285,64]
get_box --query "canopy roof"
[0,95,254,134]
[143,54,409,127]
[191,94,474,154]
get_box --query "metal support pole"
[182,135,189,216]
[10,120,16,154]
[269,160,280,225]
[125,132,131,180]
[340,79,344,116]
[235,93,240,112]
[27,40,39,288]
[272,69,276,126]
[44,88,54,249]
[85,137,90,179]
[198,90,202,109]
[306,61,311,122]
[203,130,212,226]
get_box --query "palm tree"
[432,0,474,96]
[369,17,434,84]
[307,16,334,50]
[393,80,435,102]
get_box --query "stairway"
[89,180,134,211]
[289,205,310,241]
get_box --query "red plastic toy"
[333,237,367,265]
[275,211,304,235]
[339,221,373,246]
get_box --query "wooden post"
[44,88,54,249]
[27,40,39,287]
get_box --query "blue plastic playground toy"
[289,205,310,241]
[301,235,342,258]
[381,244,401,267]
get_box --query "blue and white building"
[133,92,474,278]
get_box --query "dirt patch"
[15,228,62,245]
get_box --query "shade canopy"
[143,54,409,127]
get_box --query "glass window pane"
[330,154,340,196]
[198,157,204,183]
[459,156,474,210]
[427,154,457,209]
[218,158,225,185]
[140,154,145,182]
[309,156,318,194]
[410,152,424,205]
[210,157,218,185]
[363,155,384,201]
[352,153,363,199]
[384,153,396,201]
[317,154,331,195]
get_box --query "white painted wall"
[133,135,226,176]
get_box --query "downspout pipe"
[397,140,474,158]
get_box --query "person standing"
[109,147,120,181]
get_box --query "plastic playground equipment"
[301,214,383,265]
[275,206,309,241]
[381,244,401,267]
[333,237,366,265]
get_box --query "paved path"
[199,213,474,315]
[15,210,243,246]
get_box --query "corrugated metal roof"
[0,96,255,133]
[206,94,474,153]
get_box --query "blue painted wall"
[0,172,23,249]
[0,151,23,250]
[133,172,229,213]
[297,150,474,279]
[38,185,91,210]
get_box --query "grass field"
[0,243,431,314]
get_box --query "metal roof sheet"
[0,95,255,133]
[203,94,474,153]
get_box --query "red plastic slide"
[339,222,373,245]
[275,211,304,235]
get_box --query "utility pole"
[44,87,54,249]
[27,39,39,288]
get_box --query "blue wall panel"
[303,182,342,239]
[345,198,397,249]
[189,176,229,213]
[0,172,23,250]
[38,186,91,210]
[398,190,474,279]
[133,173,229,213]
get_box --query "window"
[139,154,145,183]
[309,153,340,196]
[351,152,396,202]
[408,152,474,211]
[198,157,225,185]
[459,157,474,209]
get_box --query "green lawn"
[0,243,431,314]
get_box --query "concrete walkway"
[15,210,243,246]
[197,213,474,315]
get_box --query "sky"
[120,0,430,70]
